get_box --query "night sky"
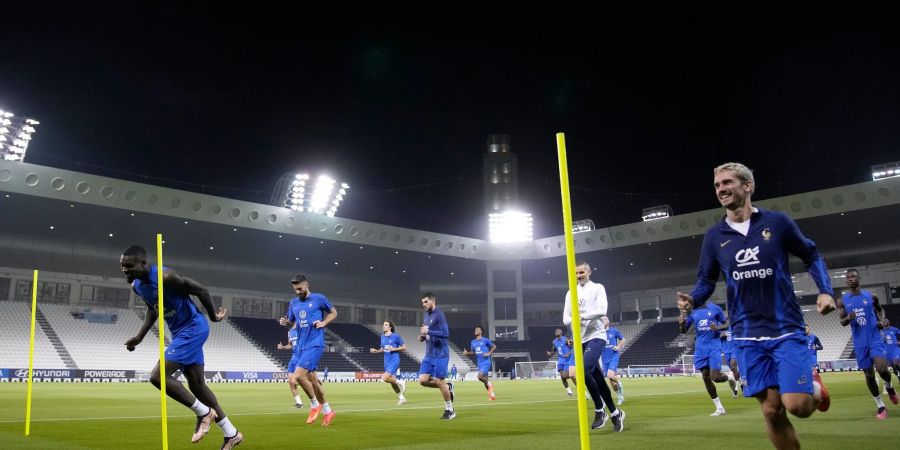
[3,8,899,238]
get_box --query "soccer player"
[880,318,900,385]
[602,317,626,405]
[678,302,737,415]
[369,320,408,405]
[417,292,455,419]
[278,273,338,426]
[276,326,305,408]
[837,268,898,418]
[805,324,823,371]
[548,328,575,396]
[677,162,835,450]
[463,325,497,400]
[120,245,243,449]
[563,262,625,432]
[720,311,742,396]
[450,364,458,381]
[565,337,577,382]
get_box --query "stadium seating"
[0,302,67,369]
[386,325,471,374]
[618,322,685,368]
[803,309,852,363]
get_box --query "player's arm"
[678,313,692,334]
[873,294,886,326]
[580,285,608,321]
[392,342,407,352]
[486,342,497,357]
[679,234,719,311]
[370,346,383,354]
[463,348,474,356]
[277,342,294,350]
[814,336,823,351]
[315,307,337,329]
[837,296,853,326]
[162,270,224,322]
[615,336,625,352]
[562,292,573,326]
[780,215,835,314]
[427,310,449,338]
[125,306,158,350]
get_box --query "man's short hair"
[714,162,755,194]
[291,273,309,283]
[123,245,146,260]
[421,292,436,300]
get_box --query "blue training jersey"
[470,337,495,366]
[689,208,833,339]
[720,329,735,353]
[684,303,726,349]
[882,326,900,349]
[842,290,881,348]
[552,337,568,362]
[606,327,624,352]
[423,307,450,359]
[381,333,404,367]
[806,333,822,356]
[286,293,334,350]
[132,265,206,336]
[289,328,300,357]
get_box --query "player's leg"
[383,372,401,393]
[775,334,825,418]
[873,355,898,404]
[183,364,241,444]
[149,359,197,408]
[757,388,800,450]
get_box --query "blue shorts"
[557,360,570,371]
[855,341,888,370]
[385,360,400,375]
[581,339,605,376]
[889,347,900,364]
[478,360,492,375]
[602,350,620,372]
[723,352,735,363]
[288,355,300,373]
[296,346,324,372]
[694,347,723,370]
[736,334,813,397]
[419,356,449,379]
[165,322,208,367]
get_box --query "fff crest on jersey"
[299,310,308,319]
[762,228,772,242]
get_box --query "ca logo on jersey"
[735,246,761,267]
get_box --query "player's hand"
[369,348,377,353]
[125,336,141,351]
[313,320,325,329]
[677,314,686,325]
[214,307,227,322]
[418,335,426,342]
[546,351,552,357]
[816,294,835,315]
[676,292,693,313]
[277,342,285,350]
[420,325,429,334]
[279,316,289,326]
[709,323,718,331]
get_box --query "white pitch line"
[0,378,861,424]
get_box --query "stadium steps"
[228,318,283,369]
[840,339,855,360]
[324,328,355,352]
[617,322,684,368]
[35,307,77,369]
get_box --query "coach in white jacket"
[563,262,625,432]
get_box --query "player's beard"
[298,291,309,299]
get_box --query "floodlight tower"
[0,107,39,162]
[482,134,526,340]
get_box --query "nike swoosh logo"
[720,240,732,248]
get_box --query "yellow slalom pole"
[556,133,590,450]
[157,234,169,450]
[24,269,38,436]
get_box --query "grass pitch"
[0,372,896,449]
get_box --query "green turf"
[0,372,896,449]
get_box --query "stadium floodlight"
[284,173,349,217]
[0,107,39,162]
[872,162,900,181]
[642,204,673,221]
[572,219,595,233]
[489,210,533,243]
